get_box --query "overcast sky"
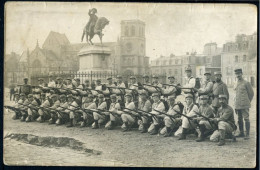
[5,2,257,59]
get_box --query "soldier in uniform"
[105,94,122,130]
[56,94,73,125]
[148,93,166,135]
[12,93,26,120]
[143,75,150,85]
[183,66,196,101]
[25,94,41,122]
[37,93,53,123]
[119,93,137,132]
[66,95,81,127]
[48,74,56,88]
[162,76,178,97]
[233,68,254,139]
[137,90,152,133]
[19,78,32,96]
[84,79,91,89]
[197,71,213,104]
[160,95,181,137]
[66,78,73,89]
[47,94,61,124]
[150,75,163,94]
[92,94,108,129]
[79,94,96,127]
[178,93,199,140]
[212,71,229,113]
[195,95,215,142]
[19,93,30,121]
[210,95,236,146]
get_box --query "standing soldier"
[197,71,214,103]
[48,74,56,88]
[19,78,32,96]
[210,95,236,146]
[105,94,122,130]
[162,76,179,97]
[183,66,196,101]
[212,71,229,113]
[138,90,152,133]
[233,68,254,139]
[148,93,166,135]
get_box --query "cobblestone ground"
[3,88,257,168]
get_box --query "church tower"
[120,20,148,75]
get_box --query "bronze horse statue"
[81,17,109,45]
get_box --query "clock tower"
[120,20,148,75]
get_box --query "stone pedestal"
[78,45,111,72]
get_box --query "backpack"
[175,101,184,114]
[195,78,201,89]
[161,99,169,112]
[175,84,182,96]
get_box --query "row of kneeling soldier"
[5,67,254,146]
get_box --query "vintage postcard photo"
[4,2,257,168]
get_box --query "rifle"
[175,110,199,128]
[120,108,141,119]
[194,111,218,130]
[143,84,162,92]
[4,105,24,112]
[123,108,142,119]
[154,108,180,122]
[136,109,159,119]
[97,108,120,118]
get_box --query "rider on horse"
[86,8,98,34]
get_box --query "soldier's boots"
[20,115,26,122]
[92,120,99,129]
[178,128,187,140]
[12,113,19,120]
[140,123,148,133]
[163,127,172,137]
[80,120,86,128]
[56,118,62,125]
[106,121,115,130]
[48,118,55,124]
[37,116,45,123]
[236,120,245,137]
[244,121,250,140]
[218,129,226,146]
[122,122,129,132]
[150,124,159,135]
[25,115,32,122]
[67,119,74,128]
[196,124,206,142]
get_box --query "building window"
[169,60,172,65]
[175,69,178,74]
[175,60,178,64]
[163,61,167,65]
[235,55,239,62]
[169,69,172,75]
[125,26,129,36]
[131,26,135,36]
[243,55,247,62]
[139,27,141,36]
[156,61,159,66]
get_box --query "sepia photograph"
[3,2,257,168]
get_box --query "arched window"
[125,26,129,36]
[235,55,239,62]
[131,26,135,36]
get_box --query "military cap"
[199,95,209,100]
[110,94,117,99]
[116,75,122,78]
[107,77,112,80]
[168,76,175,79]
[51,94,58,98]
[38,78,44,81]
[84,79,90,83]
[185,93,193,99]
[234,67,243,73]
[185,65,192,72]
[24,78,28,80]
[96,79,101,82]
[14,93,19,96]
[152,75,159,79]
[56,77,62,80]
[59,94,66,99]
[20,93,25,96]
[139,90,148,96]
[129,76,136,79]
[88,94,94,98]
[125,93,132,97]
[41,93,46,96]
[28,94,33,98]
[67,94,73,98]
[219,94,228,99]
[214,71,222,75]
[152,93,160,97]
[168,95,176,100]
[143,75,149,78]
[75,78,80,81]
[98,94,104,98]
[204,71,211,75]
[66,78,72,81]
[49,90,55,94]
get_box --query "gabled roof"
[43,31,70,48]
[30,45,60,61]
[19,51,28,63]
